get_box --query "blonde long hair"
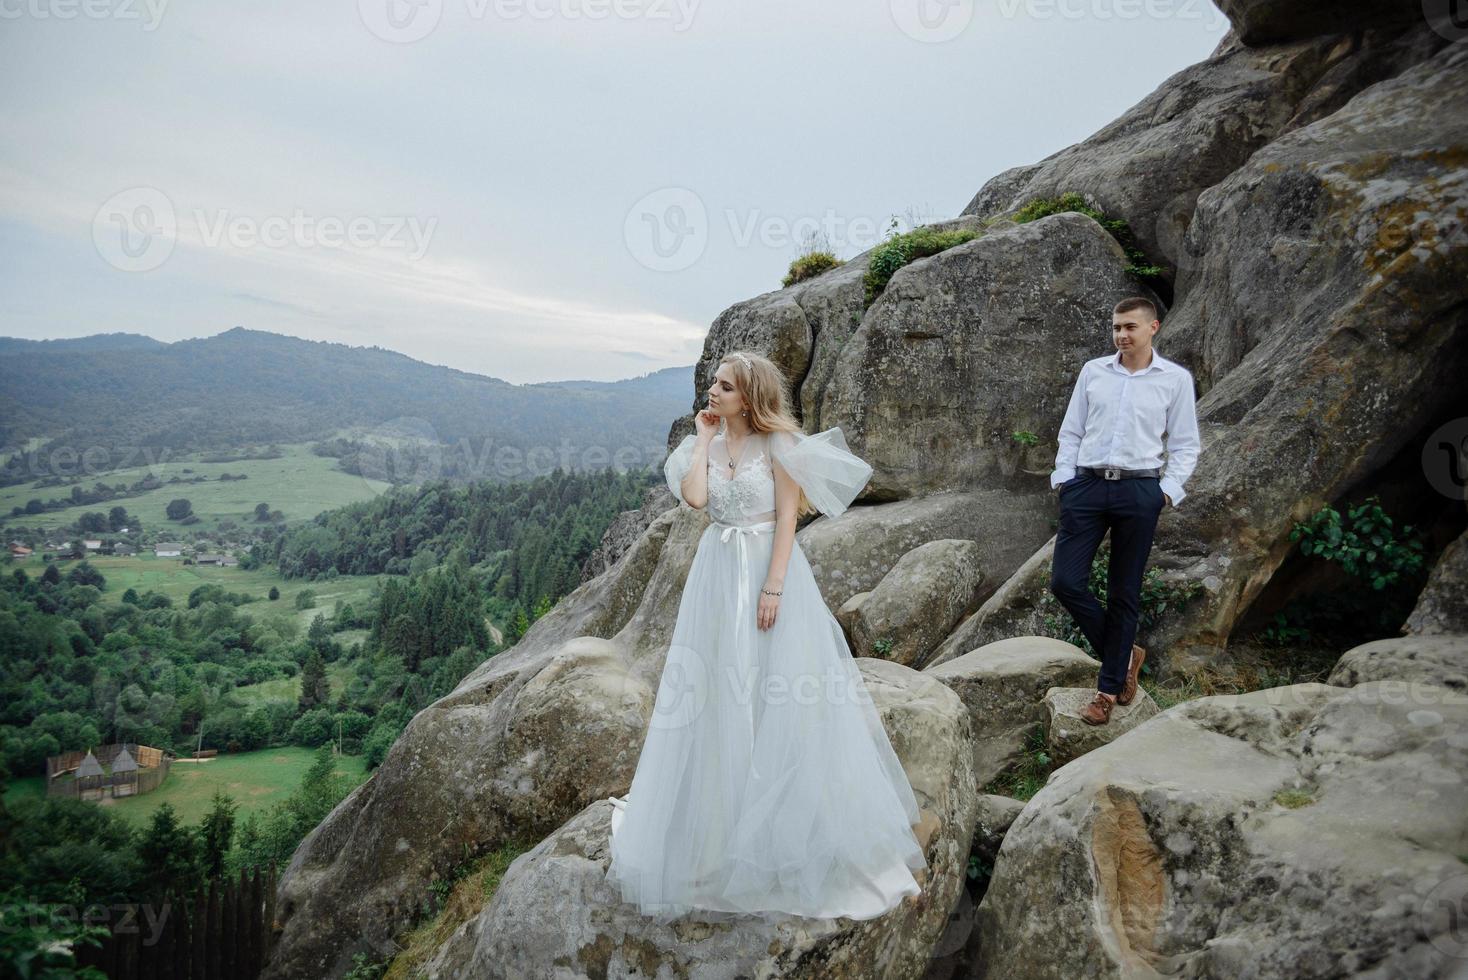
[717,350,816,518]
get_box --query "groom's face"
[1112,312,1159,352]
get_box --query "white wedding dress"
[605,425,928,924]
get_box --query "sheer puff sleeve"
[663,433,699,505]
[769,426,872,518]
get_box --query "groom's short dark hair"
[1114,296,1159,322]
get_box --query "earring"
[741,409,748,416]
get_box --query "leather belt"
[1079,465,1161,480]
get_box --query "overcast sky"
[0,0,1228,384]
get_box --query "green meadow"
[2,747,372,828]
[232,660,359,709]
[13,552,384,632]
[0,442,387,534]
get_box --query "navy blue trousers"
[1048,472,1165,694]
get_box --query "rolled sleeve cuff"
[1159,477,1186,507]
[1051,466,1076,490]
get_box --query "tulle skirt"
[606,518,928,924]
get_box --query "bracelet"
[761,588,782,596]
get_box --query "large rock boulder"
[1406,529,1468,636]
[796,490,1054,616]
[819,212,1160,500]
[681,216,989,440]
[836,539,985,665]
[419,659,979,980]
[1217,0,1424,46]
[977,680,1468,978]
[1044,686,1162,767]
[969,794,1026,877]
[926,538,1057,669]
[924,636,1098,787]
[1327,634,1468,692]
[580,484,677,584]
[962,19,1449,286]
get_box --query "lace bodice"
[663,424,874,524]
[705,433,775,525]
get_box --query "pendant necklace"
[725,423,752,474]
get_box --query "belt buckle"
[1104,467,1120,480]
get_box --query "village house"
[195,553,239,567]
[154,542,184,558]
[8,543,32,558]
[83,539,102,551]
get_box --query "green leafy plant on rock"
[1257,495,1429,647]
[863,224,980,306]
[1290,495,1426,591]
[1013,192,1165,284]
[783,250,842,287]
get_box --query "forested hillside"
[0,327,691,485]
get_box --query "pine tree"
[136,802,202,897]
[287,745,346,836]
[199,788,239,879]
[299,649,329,711]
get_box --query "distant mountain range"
[0,328,694,485]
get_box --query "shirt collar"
[1109,348,1164,375]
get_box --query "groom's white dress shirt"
[1050,348,1201,506]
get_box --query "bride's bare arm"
[680,435,713,509]
[759,457,800,629]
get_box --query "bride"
[606,349,928,924]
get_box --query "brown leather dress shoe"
[1117,643,1146,705]
[1080,691,1114,725]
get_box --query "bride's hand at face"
[694,408,720,441]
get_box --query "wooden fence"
[46,742,173,801]
[72,866,277,980]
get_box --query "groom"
[1048,297,1201,725]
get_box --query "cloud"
[0,0,1226,382]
